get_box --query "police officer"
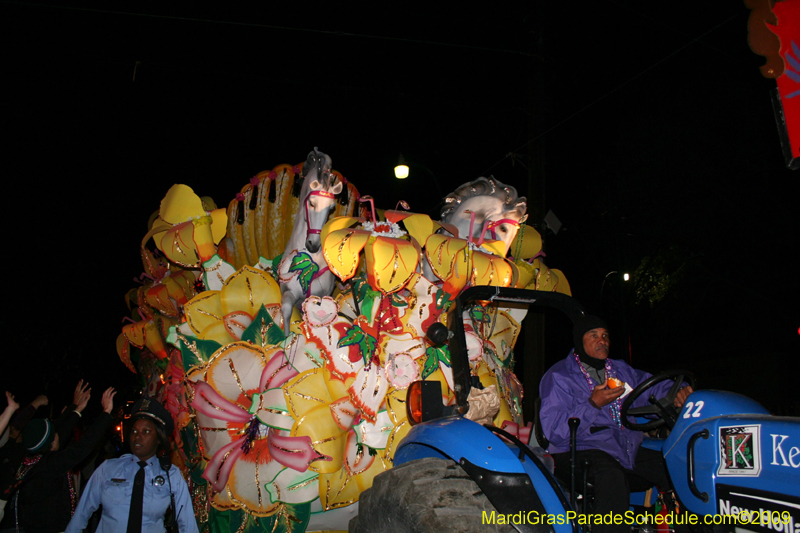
[66,398,199,533]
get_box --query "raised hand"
[73,380,92,413]
[31,395,49,409]
[4,392,19,412]
[101,388,117,414]
[0,392,20,437]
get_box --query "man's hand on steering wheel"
[620,370,697,432]
[675,385,694,409]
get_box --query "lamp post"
[601,271,632,363]
[392,154,444,210]
[394,154,409,179]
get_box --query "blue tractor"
[350,287,800,533]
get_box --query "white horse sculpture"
[439,176,528,253]
[278,149,342,335]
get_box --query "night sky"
[2,1,798,417]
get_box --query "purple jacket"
[539,350,674,470]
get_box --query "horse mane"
[440,176,527,222]
[300,149,339,193]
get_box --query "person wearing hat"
[66,397,199,533]
[8,384,116,533]
[538,315,693,533]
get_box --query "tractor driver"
[538,315,693,533]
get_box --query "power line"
[480,11,742,176]
[1,1,544,60]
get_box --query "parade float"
[117,149,570,532]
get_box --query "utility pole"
[522,0,548,424]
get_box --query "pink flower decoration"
[192,349,322,494]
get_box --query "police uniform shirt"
[65,454,199,533]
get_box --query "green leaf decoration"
[422,345,451,379]
[172,332,222,372]
[206,503,311,533]
[189,466,207,488]
[262,503,311,533]
[338,324,377,365]
[207,507,248,533]
[352,275,370,301]
[389,293,408,308]
[359,290,381,323]
[469,305,490,324]
[434,288,453,311]
[184,433,209,486]
[422,353,439,380]
[435,344,451,366]
[288,251,319,293]
[242,305,285,347]
[268,254,283,283]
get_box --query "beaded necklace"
[574,352,622,428]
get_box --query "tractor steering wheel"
[620,369,696,431]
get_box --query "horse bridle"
[483,218,521,242]
[304,190,336,238]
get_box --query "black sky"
[2,1,798,415]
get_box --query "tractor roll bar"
[445,287,586,411]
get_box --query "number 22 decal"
[682,401,704,418]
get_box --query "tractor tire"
[349,457,515,533]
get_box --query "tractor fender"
[395,416,577,533]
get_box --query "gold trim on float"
[197,307,222,321]
[382,420,408,460]
[260,319,269,347]
[246,277,254,310]
[216,450,233,483]
[323,476,357,511]
[229,358,246,396]
[289,476,316,491]
[311,434,338,446]
[175,334,202,361]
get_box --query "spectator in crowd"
[0,393,19,441]
[4,383,115,533]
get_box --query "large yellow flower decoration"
[143,184,228,267]
[321,211,427,294]
[321,208,436,295]
[509,224,571,295]
[424,233,518,297]
[515,258,571,294]
[121,315,177,360]
[144,269,198,317]
[182,266,284,345]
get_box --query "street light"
[601,271,632,363]
[394,154,409,179]
[392,154,444,210]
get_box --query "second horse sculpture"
[278,149,343,335]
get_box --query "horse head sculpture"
[439,176,527,256]
[278,148,343,334]
[300,149,342,253]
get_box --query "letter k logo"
[728,434,752,469]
